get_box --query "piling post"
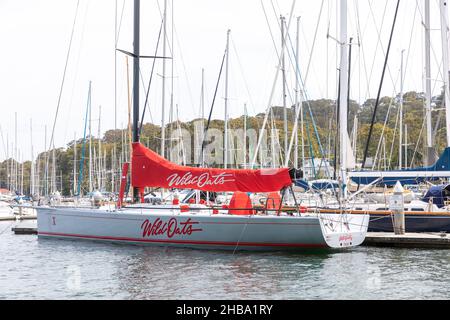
[390,181,405,234]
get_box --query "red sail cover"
[132,142,292,192]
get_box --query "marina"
[3,0,450,301]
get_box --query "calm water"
[1,220,450,300]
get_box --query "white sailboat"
[36,0,368,251]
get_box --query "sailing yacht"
[36,0,368,251]
[37,141,369,250]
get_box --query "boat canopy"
[294,179,339,191]
[131,142,293,192]
[422,184,450,208]
[350,147,450,186]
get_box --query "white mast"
[424,0,433,162]
[89,89,93,193]
[339,0,348,199]
[111,146,115,193]
[295,16,300,169]
[114,0,117,131]
[113,0,118,194]
[30,119,35,196]
[44,125,48,196]
[270,118,276,168]
[281,15,288,162]
[170,0,175,163]
[20,151,23,195]
[97,105,102,191]
[161,0,167,158]
[405,124,408,168]
[243,103,248,168]
[399,49,404,169]
[36,153,40,197]
[224,29,231,169]
[440,0,450,146]
[52,144,56,193]
[200,68,205,165]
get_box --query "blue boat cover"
[422,184,450,208]
[294,179,339,191]
[351,147,450,186]
[294,179,310,190]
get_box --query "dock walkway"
[364,232,450,248]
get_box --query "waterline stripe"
[38,231,327,248]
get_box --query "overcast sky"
[0,0,447,161]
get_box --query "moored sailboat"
[36,0,369,251]
[37,141,369,251]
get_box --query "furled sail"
[131,143,293,192]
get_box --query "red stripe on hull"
[38,231,327,248]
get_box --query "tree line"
[0,90,444,196]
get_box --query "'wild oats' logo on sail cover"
[167,172,235,188]
[141,218,203,238]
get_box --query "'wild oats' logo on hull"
[141,218,203,238]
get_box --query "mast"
[339,0,348,199]
[244,103,248,168]
[97,105,102,191]
[44,125,48,196]
[161,0,167,159]
[281,15,288,162]
[52,143,56,193]
[89,86,93,193]
[9,138,13,191]
[114,0,117,131]
[92,147,97,190]
[224,29,231,169]
[20,151,23,195]
[440,0,450,146]
[295,16,300,169]
[405,124,408,168]
[200,68,205,165]
[170,0,175,163]
[270,115,276,168]
[30,119,35,196]
[113,0,118,194]
[425,0,434,164]
[132,0,140,201]
[399,49,404,169]
[111,146,115,193]
[36,153,40,197]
